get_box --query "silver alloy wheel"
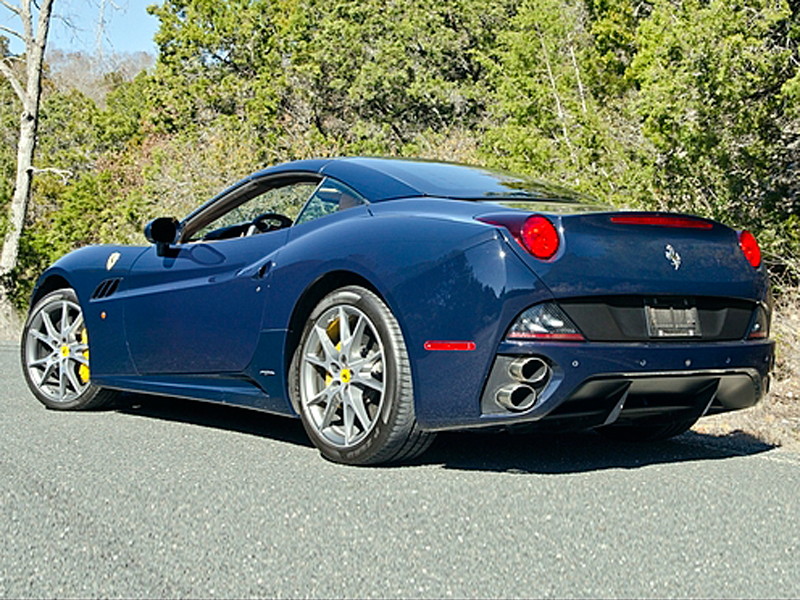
[299,304,386,448]
[24,296,90,403]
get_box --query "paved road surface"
[2,341,799,598]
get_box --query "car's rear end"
[323,158,774,440]
[475,208,774,439]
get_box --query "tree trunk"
[0,0,54,339]
[0,112,36,274]
[0,114,35,342]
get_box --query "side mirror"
[144,217,180,256]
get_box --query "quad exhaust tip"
[496,384,538,412]
[494,357,551,412]
[508,357,549,384]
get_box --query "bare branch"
[569,45,587,116]
[20,0,33,50]
[0,23,24,41]
[30,167,74,184]
[96,0,107,58]
[0,58,28,108]
[537,29,574,158]
[0,0,22,16]
[34,0,54,48]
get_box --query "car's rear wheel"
[21,288,117,410]
[290,286,434,465]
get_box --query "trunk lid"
[488,211,767,301]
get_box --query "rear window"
[354,159,609,212]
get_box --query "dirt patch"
[694,384,800,451]
[693,286,800,450]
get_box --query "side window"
[192,180,318,241]
[294,178,367,226]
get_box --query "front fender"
[31,245,147,378]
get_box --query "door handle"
[236,260,273,280]
[256,261,271,279]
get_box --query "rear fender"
[270,212,553,427]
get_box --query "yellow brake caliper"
[324,318,342,388]
[79,327,90,383]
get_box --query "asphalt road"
[2,341,799,598]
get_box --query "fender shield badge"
[106,252,121,271]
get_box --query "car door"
[123,176,320,375]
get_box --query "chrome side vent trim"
[91,278,122,300]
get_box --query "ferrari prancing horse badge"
[106,252,121,271]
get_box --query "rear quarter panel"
[269,202,551,428]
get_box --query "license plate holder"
[645,303,701,338]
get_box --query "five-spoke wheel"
[291,286,434,465]
[300,303,386,448]
[22,288,116,410]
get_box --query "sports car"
[21,158,775,464]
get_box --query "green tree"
[630,0,800,242]
[483,0,650,203]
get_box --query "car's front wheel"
[290,286,434,465]
[21,288,117,410]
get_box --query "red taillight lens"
[520,215,559,260]
[477,213,560,260]
[738,230,761,268]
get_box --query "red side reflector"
[424,341,477,351]
[737,230,761,268]
[610,215,713,229]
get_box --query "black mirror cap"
[144,217,180,245]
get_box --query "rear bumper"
[428,338,774,432]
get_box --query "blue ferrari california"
[21,158,774,464]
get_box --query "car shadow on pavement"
[112,392,314,448]
[111,392,776,473]
[417,428,776,474]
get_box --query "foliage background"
[2,0,799,299]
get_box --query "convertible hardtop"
[253,157,600,205]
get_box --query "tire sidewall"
[21,288,100,410]
[291,286,412,465]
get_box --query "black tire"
[595,416,698,442]
[289,286,434,465]
[21,288,117,411]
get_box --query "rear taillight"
[477,214,560,260]
[520,215,559,259]
[738,230,761,268]
[506,303,585,341]
[747,304,770,339]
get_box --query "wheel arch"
[284,270,385,411]
[29,274,73,311]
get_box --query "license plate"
[646,304,701,338]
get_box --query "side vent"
[91,278,123,300]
